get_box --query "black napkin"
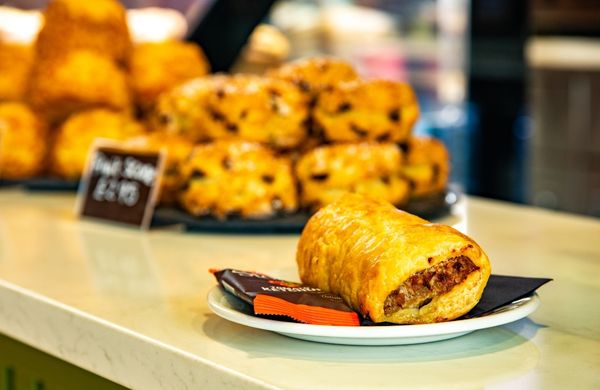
[465,274,552,318]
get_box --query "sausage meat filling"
[384,256,479,315]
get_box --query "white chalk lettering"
[117,180,140,207]
[92,153,122,177]
[92,177,141,207]
[92,176,118,202]
[123,157,156,186]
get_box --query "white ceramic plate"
[207,286,540,346]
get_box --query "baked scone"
[401,136,450,197]
[124,133,194,205]
[155,75,309,149]
[313,79,419,143]
[178,140,298,219]
[267,57,359,99]
[34,0,131,66]
[50,109,145,179]
[129,41,210,112]
[0,103,47,179]
[27,50,131,125]
[204,75,308,149]
[295,142,409,210]
[297,194,492,324]
[154,75,231,142]
[268,57,360,150]
[0,43,33,102]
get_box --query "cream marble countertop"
[0,189,598,389]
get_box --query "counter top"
[0,189,599,389]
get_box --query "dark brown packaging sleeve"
[212,269,360,326]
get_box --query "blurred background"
[2,0,599,217]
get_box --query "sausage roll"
[297,194,491,324]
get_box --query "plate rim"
[207,285,540,340]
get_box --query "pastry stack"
[0,0,450,220]
[0,0,208,188]
[155,57,450,219]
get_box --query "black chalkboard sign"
[78,142,165,229]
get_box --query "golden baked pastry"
[401,136,450,197]
[267,57,358,98]
[236,24,290,70]
[297,194,492,324]
[155,75,308,149]
[50,109,145,179]
[0,43,33,102]
[204,75,308,149]
[178,140,298,219]
[124,133,194,205]
[295,142,409,209]
[35,0,131,66]
[154,75,230,142]
[0,103,47,179]
[129,41,210,112]
[313,79,419,143]
[27,50,131,125]
[268,57,359,150]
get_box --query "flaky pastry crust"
[297,194,491,324]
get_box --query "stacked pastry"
[178,140,298,219]
[0,0,449,220]
[0,0,209,195]
[154,57,450,219]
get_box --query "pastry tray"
[0,179,23,187]
[0,178,80,191]
[152,187,460,234]
[23,178,80,191]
